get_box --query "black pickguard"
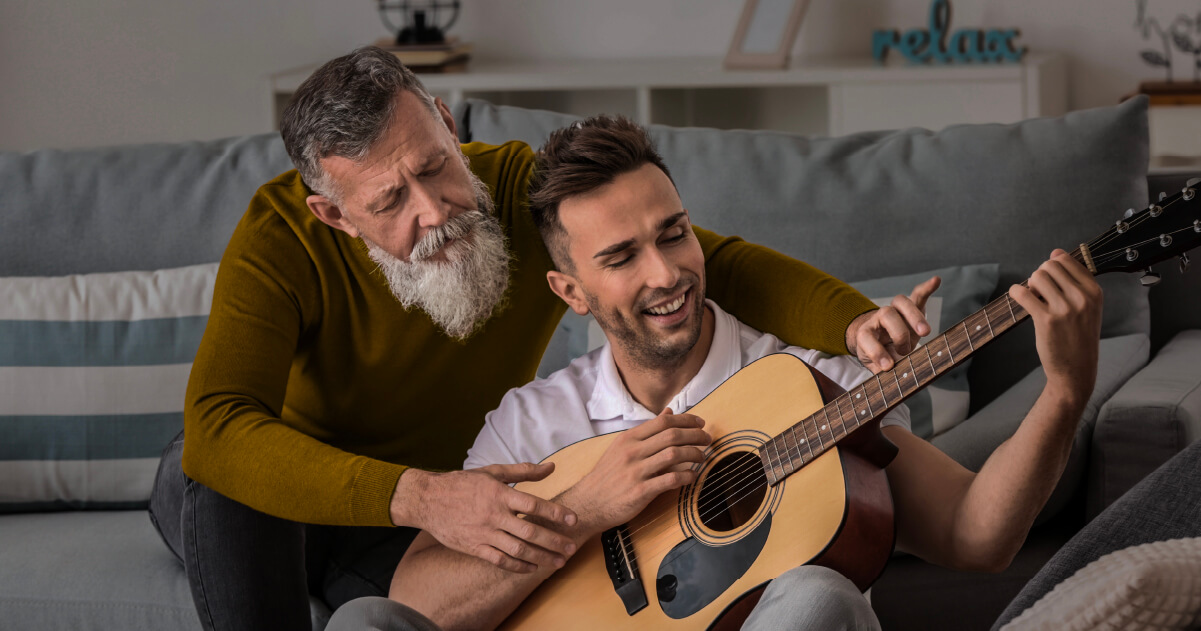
[654,513,773,619]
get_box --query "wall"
[2,0,1198,151]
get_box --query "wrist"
[390,468,431,528]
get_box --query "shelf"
[270,53,1067,138]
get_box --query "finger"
[1008,283,1045,317]
[643,445,707,476]
[630,411,703,440]
[493,527,565,570]
[856,325,893,371]
[876,306,918,354]
[891,294,931,339]
[639,425,711,457]
[1040,258,1087,308]
[1052,249,1098,288]
[475,543,536,574]
[487,461,555,485]
[1029,266,1068,313]
[909,276,942,314]
[505,487,578,527]
[644,469,699,496]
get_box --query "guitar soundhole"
[696,451,767,532]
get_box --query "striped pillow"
[0,263,217,511]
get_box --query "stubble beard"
[362,165,511,340]
[586,276,706,372]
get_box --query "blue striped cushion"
[0,263,217,511]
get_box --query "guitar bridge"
[601,525,648,616]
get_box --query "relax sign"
[872,0,1026,64]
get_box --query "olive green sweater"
[182,141,877,527]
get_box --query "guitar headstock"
[1084,178,1201,285]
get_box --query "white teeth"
[648,294,686,316]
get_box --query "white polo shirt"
[464,300,910,469]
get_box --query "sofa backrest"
[0,134,293,277]
[458,98,1153,410]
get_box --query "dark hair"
[279,46,439,202]
[527,115,674,271]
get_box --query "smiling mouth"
[644,289,689,316]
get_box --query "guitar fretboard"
[756,252,1093,485]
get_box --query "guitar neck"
[760,247,1088,486]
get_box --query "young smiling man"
[148,48,937,630]
[329,116,1105,630]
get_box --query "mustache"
[637,278,695,312]
[410,210,487,262]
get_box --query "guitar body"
[500,353,896,630]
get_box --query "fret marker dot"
[937,351,943,357]
[856,393,861,399]
[821,425,827,430]
[799,438,805,443]
[860,410,866,415]
[903,372,908,378]
[976,325,982,331]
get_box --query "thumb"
[489,461,555,484]
[911,276,942,310]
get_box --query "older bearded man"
[148,47,931,631]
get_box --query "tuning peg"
[1124,208,1135,219]
[1161,233,1174,247]
[1149,204,1163,217]
[1185,185,1197,201]
[1159,192,1169,201]
[1141,269,1162,286]
[1180,253,1191,274]
[1195,219,1201,233]
[1126,247,1139,262]
[1187,177,1200,187]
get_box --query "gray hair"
[280,46,440,202]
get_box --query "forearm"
[950,385,1085,569]
[394,490,602,630]
[694,225,876,355]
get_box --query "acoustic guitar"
[500,179,1201,630]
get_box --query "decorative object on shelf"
[375,0,470,73]
[1134,0,1201,83]
[872,0,1026,64]
[378,0,460,45]
[724,0,812,70]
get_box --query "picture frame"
[724,0,812,70]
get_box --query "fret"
[770,439,784,479]
[891,368,904,399]
[831,396,848,439]
[984,307,995,337]
[943,335,955,363]
[876,374,888,408]
[961,321,974,351]
[781,430,798,473]
[814,408,827,449]
[860,384,874,418]
[903,356,920,389]
[1005,295,1017,323]
[802,416,816,458]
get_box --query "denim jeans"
[149,431,418,631]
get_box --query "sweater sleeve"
[694,225,877,356]
[181,190,404,527]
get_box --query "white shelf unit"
[271,53,1066,137]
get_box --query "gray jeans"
[327,564,879,631]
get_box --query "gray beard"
[362,174,511,340]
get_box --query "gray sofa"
[2,95,1199,631]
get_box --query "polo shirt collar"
[585,300,742,422]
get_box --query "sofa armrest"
[1088,330,1201,518]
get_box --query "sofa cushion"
[0,264,216,511]
[0,134,292,277]
[933,332,1151,523]
[0,511,201,630]
[851,263,999,438]
[460,97,1151,414]
[999,537,1201,631]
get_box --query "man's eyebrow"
[365,186,401,213]
[592,212,689,260]
[593,238,636,260]
[658,211,688,231]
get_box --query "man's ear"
[306,195,360,238]
[547,270,590,316]
[434,97,458,140]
